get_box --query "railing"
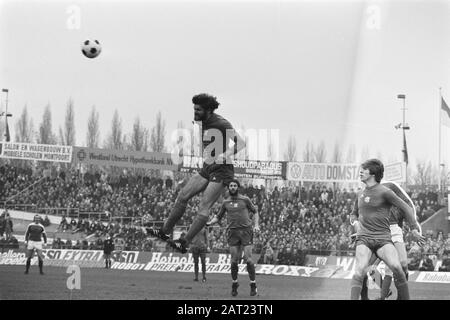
[0,204,80,218]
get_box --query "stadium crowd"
[0,163,447,267]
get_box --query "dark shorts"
[356,235,393,254]
[190,246,207,257]
[199,163,234,185]
[227,227,253,247]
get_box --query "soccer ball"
[81,39,102,59]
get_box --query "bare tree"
[130,117,149,151]
[283,135,298,162]
[37,104,56,144]
[413,160,433,187]
[58,126,65,145]
[62,98,76,146]
[331,141,342,163]
[15,105,34,143]
[302,140,315,162]
[150,111,166,153]
[314,140,327,163]
[104,109,123,150]
[86,105,100,148]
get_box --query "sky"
[0,0,449,170]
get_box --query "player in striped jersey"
[24,215,47,275]
[207,179,260,297]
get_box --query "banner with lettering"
[72,146,178,171]
[0,142,72,163]
[286,162,360,182]
[180,156,286,180]
[384,162,407,183]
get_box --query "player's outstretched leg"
[170,181,223,253]
[153,175,209,247]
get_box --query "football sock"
[393,271,409,300]
[162,199,188,234]
[380,275,393,299]
[246,262,256,282]
[231,262,239,281]
[350,274,364,300]
[360,275,369,300]
[184,215,208,243]
[26,258,31,272]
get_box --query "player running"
[349,159,424,300]
[190,225,209,282]
[357,180,424,300]
[206,179,260,297]
[147,93,245,253]
[24,215,47,275]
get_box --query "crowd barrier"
[1,249,449,284]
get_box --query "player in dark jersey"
[24,215,47,275]
[190,225,209,282]
[349,159,424,300]
[207,179,260,297]
[147,94,246,253]
[103,235,115,269]
[358,180,424,300]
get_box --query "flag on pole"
[402,130,408,165]
[441,97,450,127]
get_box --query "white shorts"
[27,240,43,251]
[390,224,404,244]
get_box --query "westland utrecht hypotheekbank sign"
[72,147,178,171]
